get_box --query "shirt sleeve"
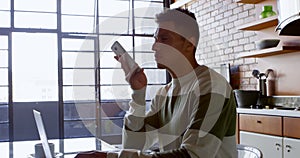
[122,86,169,151]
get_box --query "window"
[0,0,10,28]
[0,0,165,157]
[12,33,58,102]
[0,34,9,142]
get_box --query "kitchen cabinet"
[240,132,300,158]
[283,138,300,158]
[238,113,300,158]
[240,131,282,158]
[236,0,300,58]
[283,117,300,139]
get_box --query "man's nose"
[152,42,158,51]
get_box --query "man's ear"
[184,37,196,52]
[188,37,197,48]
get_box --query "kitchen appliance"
[276,0,300,36]
[252,69,275,96]
[234,90,260,108]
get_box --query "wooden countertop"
[237,108,300,117]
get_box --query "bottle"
[260,5,277,19]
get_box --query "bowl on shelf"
[255,39,280,50]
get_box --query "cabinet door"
[239,114,282,136]
[283,138,300,158]
[240,131,282,158]
[283,117,300,139]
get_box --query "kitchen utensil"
[255,39,280,49]
[252,69,275,96]
[252,69,260,79]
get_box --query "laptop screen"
[33,109,53,158]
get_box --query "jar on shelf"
[259,5,277,19]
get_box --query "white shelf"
[235,0,265,4]
[238,46,300,58]
[237,16,278,31]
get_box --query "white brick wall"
[187,0,258,90]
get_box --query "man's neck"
[169,61,199,79]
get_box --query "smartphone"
[111,41,127,55]
[111,41,140,78]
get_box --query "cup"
[34,143,55,158]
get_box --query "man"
[77,8,237,158]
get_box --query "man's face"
[152,21,186,70]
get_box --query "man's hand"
[128,68,147,90]
[114,55,147,90]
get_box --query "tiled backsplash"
[261,96,300,108]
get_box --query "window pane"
[0,105,8,123]
[64,120,95,138]
[101,85,131,100]
[135,52,156,68]
[0,51,8,67]
[62,38,95,52]
[14,12,57,29]
[64,103,96,120]
[99,17,131,34]
[63,52,95,68]
[134,2,163,18]
[12,33,58,102]
[0,36,8,49]
[0,69,8,85]
[0,11,10,28]
[100,69,127,85]
[101,118,122,135]
[99,35,132,52]
[146,85,162,100]
[0,0,10,10]
[99,0,130,17]
[99,52,121,68]
[144,69,166,84]
[134,17,157,34]
[14,0,56,12]
[64,103,96,137]
[62,0,95,16]
[62,15,94,33]
[64,86,95,101]
[134,36,154,51]
[0,123,9,142]
[0,87,8,103]
[64,69,95,85]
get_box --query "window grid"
[0,0,165,156]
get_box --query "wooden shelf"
[236,0,265,4]
[238,46,300,58]
[237,16,278,30]
[170,0,194,9]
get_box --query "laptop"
[33,109,53,158]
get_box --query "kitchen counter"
[237,108,300,117]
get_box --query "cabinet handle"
[275,143,281,151]
[257,120,262,123]
[286,145,292,152]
